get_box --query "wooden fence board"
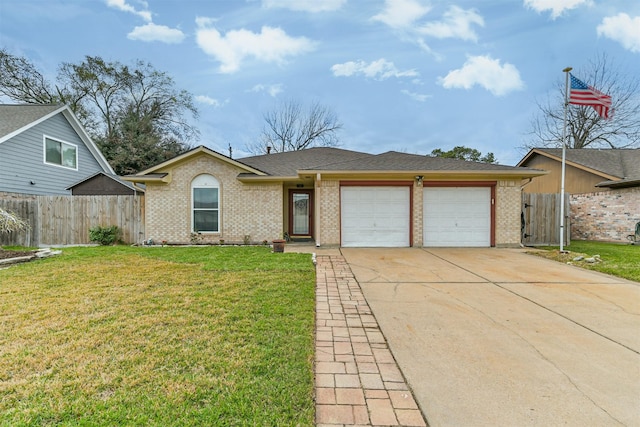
[0,195,144,247]
[0,198,38,247]
[522,193,570,246]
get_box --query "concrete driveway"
[340,248,640,427]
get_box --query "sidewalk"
[314,254,427,426]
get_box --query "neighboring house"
[124,145,545,248]
[66,172,143,195]
[0,104,114,195]
[517,148,640,193]
[518,148,640,242]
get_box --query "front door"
[289,190,313,238]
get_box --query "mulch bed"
[0,248,37,261]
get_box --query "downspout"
[315,173,321,247]
[520,178,533,189]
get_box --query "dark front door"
[289,190,313,238]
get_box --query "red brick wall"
[570,187,640,242]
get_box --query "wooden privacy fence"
[0,195,144,247]
[521,193,570,246]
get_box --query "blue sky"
[1,0,639,165]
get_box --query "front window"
[192,174,220,233]
[44,136,77,169]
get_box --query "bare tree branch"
[250,99,342,154]
[0,208,29,234]
[525,53,640,150]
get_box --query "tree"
[528,54,640,149]
[98,103,187,175]
[253,99,342,154]
[430,146,497,163]
[0,49,198,174]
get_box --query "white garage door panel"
[424,187,491,247]
[341,187,410,247]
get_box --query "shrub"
[0,208,29,234]
[89,225,121,246]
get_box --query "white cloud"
[401,90,431,102]
[105,0,151,22]
[597,13,640,53]
[372,0,431,28]
[262,0,346,12]
[439,55,524,96]
[418,6,484,42]
[127,23,185,43]
[249,84,284,97]
[523,0,590,19]
[195,18,317,73]
[195,95,226,107]
[331,59,418,80]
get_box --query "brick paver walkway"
[315,254,427,426]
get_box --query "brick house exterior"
[518,148,640,243]
[571,187,640,242]
[125,146,545,247]
[136,150,281,244]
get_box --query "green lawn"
[0,246,316,426]
[533,241,640,282]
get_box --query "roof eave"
[139,146,268,176]
[0,105,68,144]
[298,169,548,179]
[518,149,621,181]
[236,174,296,183]
[60,108,115,175]
[122,173,171,184]
[596,178,640,189]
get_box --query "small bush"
[89,225,121,246]
[0,208,29,234]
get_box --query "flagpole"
[560,67,572,252]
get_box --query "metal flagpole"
[560,67,572,252]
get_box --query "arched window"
[192,174,220,233]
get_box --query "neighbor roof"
[0,103,115,175]
[65,171,142,192]
[518,148,640,181]
[0,104,65,140]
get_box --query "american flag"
[569,74,612,119]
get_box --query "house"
[517,148,640,193]
[0,104,114,195]
[518,148,640,242]
[124,145,545,248]
[66,172,143,195]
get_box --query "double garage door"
[341,186,491,247]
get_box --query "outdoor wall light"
[415,175,423,185]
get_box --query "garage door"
[341,186,410,247]
[423,187,491,247]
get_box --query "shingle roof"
[0,104,63,138]
[65,171,140,192]
[238,148,537,175]
[301,151,525,172]
[238,147,374,176]
[530,148,640,180]
[0,103,115,174]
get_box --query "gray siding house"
[0,104,114,195]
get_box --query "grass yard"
[531,240,640,282]
[0,246,316,426]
